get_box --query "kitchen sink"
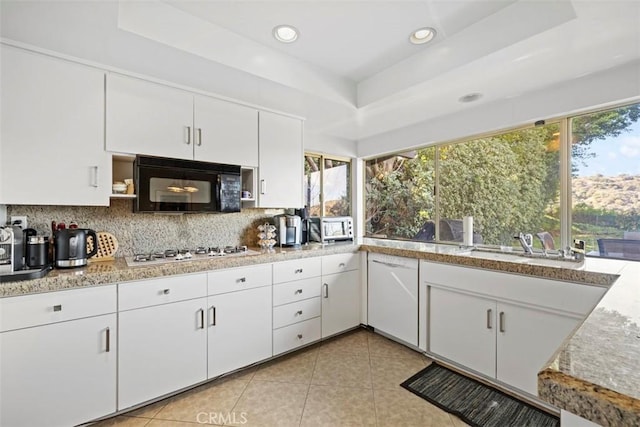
[455,248,584,269]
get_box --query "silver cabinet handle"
[185,126,192,145]
[295,310,303,316]
[196,128,202,146]
[260,179,266,195]
[198,308,205,329]
[295,289,303,295]
[237,277,246,283]
[163,289,170,295]
[105,327,110,352]
[371,259,404,268]
[486,309,492,329]
[295,268,303,274]
[90,166,99,188]
[210,306,217,326]
[323,283,329,298]
[339,263,346,268]
[499,311,505,333]
[53,304,62,312]
[297,334,303,340]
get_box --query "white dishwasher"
[367,253,419,346]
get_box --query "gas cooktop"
[124,246,260,268]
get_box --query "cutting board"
[88,232,119,262]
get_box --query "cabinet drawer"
[0,285,116,332]
[322,252,359,275]
[273,317,321,355]
[273,257,321,284]
[273,297,321,329]
[119,273,207,311]
[273,277,321,306]
[208,264,272,296]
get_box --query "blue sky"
[574,120,640,176]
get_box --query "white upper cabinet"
[106,74,259,166]
[194,95,258,166]
[106,74,194,160]
[258,111,304,208]
[0,45,111,206]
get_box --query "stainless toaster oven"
[309,216,354,243]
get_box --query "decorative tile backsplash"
[7,200,281,257]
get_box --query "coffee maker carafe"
[54,228,98,268]
[274,215,302,247]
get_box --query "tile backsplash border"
[7,199,282,257]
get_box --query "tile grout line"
[298,345,321,426]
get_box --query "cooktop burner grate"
[126,245,258,267]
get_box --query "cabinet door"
[257,111,303,208]
[118,298,207,409]
[496,302,579,395]
[0,45,111,206]
[106,74,194,160]
[207,286,272,378]
[322,270,361,338]
[0,314,116,427]
[368,256,418,345]
[194,95,258,166]
[430,287,497,378]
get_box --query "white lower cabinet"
[429,287,497,378]
[117,274,208,410]
[424,260,604,396]
[496,301,579,394]
[207,286,272,378]
[272,257,323,355]
[118,297,208,409]
[321,269,360,338]
[367,253,419,346]
[0,286,117,427]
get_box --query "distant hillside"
[572,174,640,214]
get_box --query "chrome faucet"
[514,233,534,255]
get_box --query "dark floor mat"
[401,363,559,427]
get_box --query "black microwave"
[134,155,241,213]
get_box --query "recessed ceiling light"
[458,93,483,103]
[273,25,299,43]
[410,27,436,45]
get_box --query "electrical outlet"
[10,215,28,229]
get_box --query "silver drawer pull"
[297,334,303,340]
[295,289,303,294]
[210,306,217,326]
[198,308,205,329]
[339,263,345,267]
[53,304,62,312]
[323,283,329,298]
[486,309,492,329]
[163,289,170,295]
[499,311,505,333]
[105,327,110,352]
[295,268,303,274]
[238,277,247,283]
[295,310,303,316]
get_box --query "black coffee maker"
[54,228,98,268]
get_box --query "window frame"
[363,99,640,257]
[304,152,353,217]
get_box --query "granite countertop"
[2,237,637,425]
[0,243,359,298]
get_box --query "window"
[304,154,351,217]
[366,124,560,248]
[571,103,640,260]
[365,101,640,261]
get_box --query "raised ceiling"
[116,0,640,141]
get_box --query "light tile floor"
[93,328,469,427]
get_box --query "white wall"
[304,132,357,158]
[357,60,640,158]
